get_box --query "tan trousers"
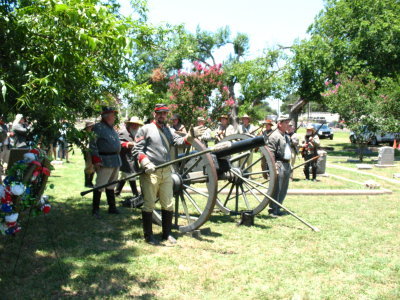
[95,166,119,191]
[84,152,95,174]
[140,167,173,213]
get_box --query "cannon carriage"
[151,133,278,233]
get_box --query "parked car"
[349,127,399,145]
[312,123,334,140]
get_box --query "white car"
[350,127,399,145]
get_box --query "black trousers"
[304,153,317,179]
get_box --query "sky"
[119,0,325,112]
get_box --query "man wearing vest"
[133,104,204,245]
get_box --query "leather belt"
[99,152,118,155]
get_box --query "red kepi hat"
[154,103,170,112]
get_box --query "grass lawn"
[1,132,399,299]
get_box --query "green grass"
[1,134,399,299]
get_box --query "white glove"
[186,126,206,143]
[140,157,156,174]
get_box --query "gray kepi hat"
[277,114,291,122]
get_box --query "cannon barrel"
[212,135,265,158]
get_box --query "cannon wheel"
[215,133,277,216]
[152,139,218,233]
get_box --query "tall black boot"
[85,173,94,188]
[92,190,101,218]
[89,173,95,187]
[142,211,158,245]
[115,180,126,197]
[161,210,177,244]
[105,189,120,214]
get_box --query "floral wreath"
[0,149,53,236]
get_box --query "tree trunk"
[228,84,239,130]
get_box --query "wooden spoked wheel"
[215,134,277,216]
[152,139,218,233]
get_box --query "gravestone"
[376,146,395,167]
[316,150,327,174]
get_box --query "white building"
[299,112,340,123]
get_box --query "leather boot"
[129,180,139,197]
[92,190,101,218]
[105,189,120,214]
[115,180,126,197]
[142,211,158,245]
[85,173,94,188]
[161,210,177,244]
[89,173,95,187]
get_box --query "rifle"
[81,141,232,196]
[291,155,320,172]
[300,122,324,158]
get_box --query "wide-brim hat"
[154,103,169,113]
[219,114,229,120]
[101,106,118,115]
[241,114,251,120]
[306,124,316,132]
[260,119,274,125]
[84,121,95,129]
[125,116,144,126]
[197,116,205,122]
[277,114,291,122]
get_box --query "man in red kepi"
[90,106,121,218]
[133,104,204,245]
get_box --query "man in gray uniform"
[238,114,256,134]
[115,116,143,204]
[0,116,8,184]
[267,115,292,217]
[90,107,121,217]
[134,103,203,245]
[11,114,31,149]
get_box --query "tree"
[322,72,383,160]
[0,0,151,144]
[129,26,283,126]
[289,0,400,105]
[165,62,232,127]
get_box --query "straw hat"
[84,121,95,129]
[306,124,316,132]
[125,116,144,126]
[219,114,229,120]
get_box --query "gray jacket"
[133,122,188,166]
[90,121,121,168]
[267,129,292,162]
[118,126,137,173]
[12,123,30,148]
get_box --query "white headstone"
[377,147,394,165]
[316,150,327,174]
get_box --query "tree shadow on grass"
[0,198,157,299]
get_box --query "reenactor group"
[0,105,320,245]
[83,105,321,244]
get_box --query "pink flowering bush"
[166,61,233,127]
[322,72,391,160]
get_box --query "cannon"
[150,133,278,232]
[82,131,319,232]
